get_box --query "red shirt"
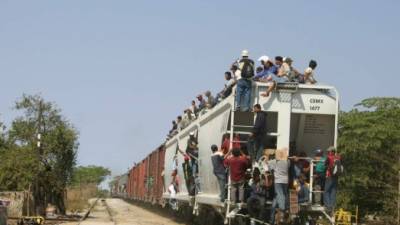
[326,152,341,177]
[221,136,241,154]
[224,156,249,182]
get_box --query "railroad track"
[76,198,99,225]
[102,199,116,225]
[76,199,116,225]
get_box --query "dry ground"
[63,198,184,225]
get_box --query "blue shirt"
[254,65,278,80]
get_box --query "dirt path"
[63,198,184,225]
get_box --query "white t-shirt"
[280,63,291,77]
[226,79,235,88]
[168,184,176,197]
[304,67,317,84]
[234,70,242,80]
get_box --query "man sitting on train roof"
[217,71,236,101]
[168,120,177,137]
[176,115,184,131]
[261,56,298,96]
[190,100,199,118]
[235,49,254,112]
[204,90,216,109]
[253,55,278,82]
[182,109,194,129]
[304,60,318,84]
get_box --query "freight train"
[113,82,339,225]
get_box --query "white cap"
[190,131,195,136]
[241,49,249,57]
[258,55,269,62]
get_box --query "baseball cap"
[258,55,269,62]
[327,146,336,152]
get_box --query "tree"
[337,97,400,223]
[0,94,79,214]
[70,165,111,186]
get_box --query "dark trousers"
[324,177,338,211]
[215,174,227,201]
[248,136,264,163]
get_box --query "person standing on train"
[314,149,326,205]
[211,144,227,202]
[186,132,198,173]
[324,146,342,214]
[268,148,290,225]
[249,104,267,163]
[186,132,200,193]
[221,133,241,155]
[235,49,254,112]
[224,148,250,207]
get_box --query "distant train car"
[110,173,128,198]
[126,146,165,204]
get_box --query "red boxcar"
[146,146,165,203]
[126,145,165,204]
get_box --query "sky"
[1,1,399,176]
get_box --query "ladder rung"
[233,125,253,128]
[227,131,252,135]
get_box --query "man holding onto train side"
[249,104,267,163]
[221,133,241,155]
[186,132,201,194]
[182,154,195,196]
[314,149,326,205]
[211,145,227,202]
[324,146,341,214]
[235,50,254,112]
[224,148,250,207]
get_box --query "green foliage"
[70,165,111,186]
[337,97,400,221]
[0,94,79,214]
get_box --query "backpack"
[240,59,254,79]
[332,159,344,176]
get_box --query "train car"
[126,146,166,204]
[145,146,166,204]
[124,81,339,224]
[162,82,339,223]
[110,174,128,197]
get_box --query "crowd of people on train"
[167,103,342,224]
[208,104,342,223]
[166,50,318,140]
[165,50,339,223]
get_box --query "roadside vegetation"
[0,94,111,215]
[338,97,400,224]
